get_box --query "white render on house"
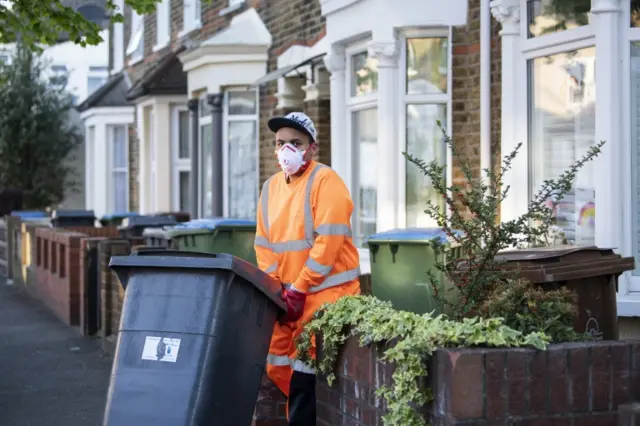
[177,7,270,219]
[81,106,135,218]
[491,0,640,316]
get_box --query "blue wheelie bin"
[106,250,285,426]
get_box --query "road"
[0,279,112,426]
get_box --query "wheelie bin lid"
[365,227,464,245]
[109,250,285,311]
[52,209,96,219]
[119,215,178,230]
[167,217,257,237]
[10,210,48,219]
[101,212,140,221]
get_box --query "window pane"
[352,108,378,247]
[529,47,596,246]
[633,0,640,26]
[630,42,640,274]
[178,110,190,158]
[179,171,190,212]
[406,38,448,95]
[351,51,378,97]
[228,90,257,115]
[200,124,213,217]
[406,104,447,227]
[228,121,258,219]
[200,97,211,117]
[527,0,591,38]
[112,125,127,168]
[113,171,128,212]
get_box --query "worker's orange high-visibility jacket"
[255,161,360,396]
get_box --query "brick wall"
[451,0,502,189]
[256,0,326,186]
[305,98,331,166]
[316,337,640,425]
[98,238,142,338]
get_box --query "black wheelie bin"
[105,249,286,426]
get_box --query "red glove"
[280,285,307,323]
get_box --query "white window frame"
[222,87,260,219]
[154,0,171,52]
[86,125,95,209]
[126,9,144,65]
[111,0,125,73]
[622,0,640,298]
[345,39,379,251]
[397,28,453,230]
[198,94,212,217]
[107,124,130,212]
[87,69,108,96]
[171,105,191,212]
[148,108,157,212]
[179,0,201,37]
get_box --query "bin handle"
[131,249,219,259]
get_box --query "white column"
[491,0,526,223]
[369,40,399,232]
[324,46,348,185]
[154,100,172,212]
[94,122,109,218]
[136,104,148,214]
[592,0,622,250]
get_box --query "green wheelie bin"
[366,228,464,315]
[167,218,257,265]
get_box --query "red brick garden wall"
[316,337,640,425]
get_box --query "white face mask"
[277,143,307,175]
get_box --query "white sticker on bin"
[141,336,181,363]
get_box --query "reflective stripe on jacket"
[254,161,360,294]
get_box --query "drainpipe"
[207,93,224,218]
[187,98,199,219]
[480,0,492,181]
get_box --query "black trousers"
[288,371,316,426]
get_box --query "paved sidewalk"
[0,280,112,426]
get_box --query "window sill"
[358,248,371,275]
[178,21,202,39]
[218,1,245,17]
[153,42,169,53]
[128,55,144,66]
[617,295,640,317]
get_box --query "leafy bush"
[403,122,604,319]
[480,278,590,343]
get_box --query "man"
[255,112,361,425]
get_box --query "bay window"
[109,125,129,212]
[199,96,213,217]
[343,32,451,247]
[403,36,449,228]
[347,45,379,247]
[172,107,191,212]
[223,89,259,219]
[528,47,596,245]
[182,0,201,35]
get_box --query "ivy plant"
[297,295,549,426]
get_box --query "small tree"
[403,122,604,319]
[0,41,82,209]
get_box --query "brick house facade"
[111,0,502,271]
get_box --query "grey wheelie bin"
[118,215,177,239]
[105,250,286,426]
[51,209,96,227]
[167,218,258,265]
[366,228,464,315]
[100,212,140,227]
